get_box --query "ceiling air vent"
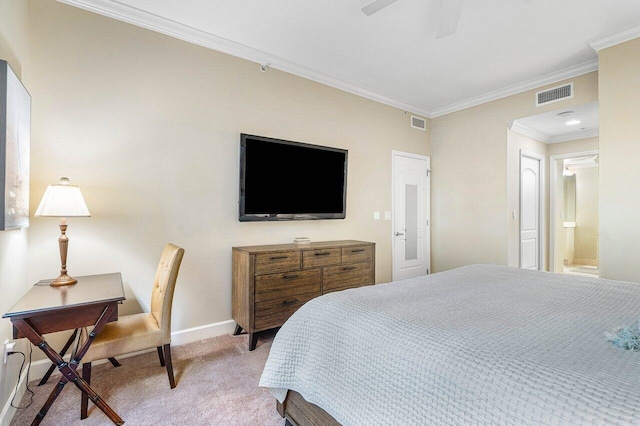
[536,83,573,106]
[411,115,426,131]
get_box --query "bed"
[259,264,640,425]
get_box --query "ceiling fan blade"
[436,0,464,39]
[361,0,399,16]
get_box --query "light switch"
[373,211,380,220]
[384,211,391,220]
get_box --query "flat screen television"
[239,134,348,221]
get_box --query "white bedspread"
[259,265,640,425]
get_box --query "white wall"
[598,37,640,281]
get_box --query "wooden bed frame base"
[277,391,341,426]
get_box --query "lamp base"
[50,273,78,287]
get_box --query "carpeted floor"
[11,331,283,426]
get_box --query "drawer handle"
[351,249,366,253]
[270,256,288,260]
[282,299,299,306]
[314,252,331,256]
[342,266,357,271]
[282,274,300,280]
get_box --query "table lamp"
[35,177,91,286]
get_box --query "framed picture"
[0,60,31,230]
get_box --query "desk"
[3,273,126,425]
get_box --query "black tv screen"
[239,134,348,221]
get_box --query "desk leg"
[13,307,125,426]
[34,378,67,425]
[38,329,78,386]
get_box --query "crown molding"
[509,121,599,144]
[57,0,433,118]
[509,121,550,143]
[56,0,606,120]
[587,23,640,52]
[548,128,599,144]
[430,59,598,118]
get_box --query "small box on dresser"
[232,240,375,350]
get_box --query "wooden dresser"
[232,240,375,350]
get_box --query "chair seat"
[83,313,163,363]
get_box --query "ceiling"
[511,101,599,143]
[60,0,640,117]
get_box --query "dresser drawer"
[255,270,321,303]
[323,262,374,292]
[302,248,341,268]
[254,292,318,331]
[341,245,373,264]
[233,240,375,349]
[255,251,301,275]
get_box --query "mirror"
[564,174,576,223]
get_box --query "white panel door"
[392,152,430,280]
[520,154,541,270]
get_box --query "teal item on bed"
[606,318,640,351]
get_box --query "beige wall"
[573,167,598,262]
[21,0,429,345]
[0,0,31,418]
[430,72,598,272]
[599,37,640,281]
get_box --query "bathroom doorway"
[550,151,599,276]
[508,101,599,272]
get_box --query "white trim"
[0,361,29,426]
[56,0,432,118]
[519,150,545,271]
[171,319,236,346]
[587,23,640,52]
[431,60,598,118]
[548,128,599,144]
[509,121,551,143]
[391,150,430,161]
[549,150,599,273]
[510,122,599,145]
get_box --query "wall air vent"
[411,115,427,131]
[536,83,573,106]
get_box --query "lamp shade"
[34,177,91,217]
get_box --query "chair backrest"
[150,243,185,344]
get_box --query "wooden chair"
[80,243,185,420]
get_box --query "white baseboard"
[0,360,29,426]
[171,318,236,346]
[0,318,237,426]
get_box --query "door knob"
[395,232,404,236]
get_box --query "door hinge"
[426,169,430,177]
[426,268,430,275]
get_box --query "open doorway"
[550,152,599,276]
[507,101,599,273]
